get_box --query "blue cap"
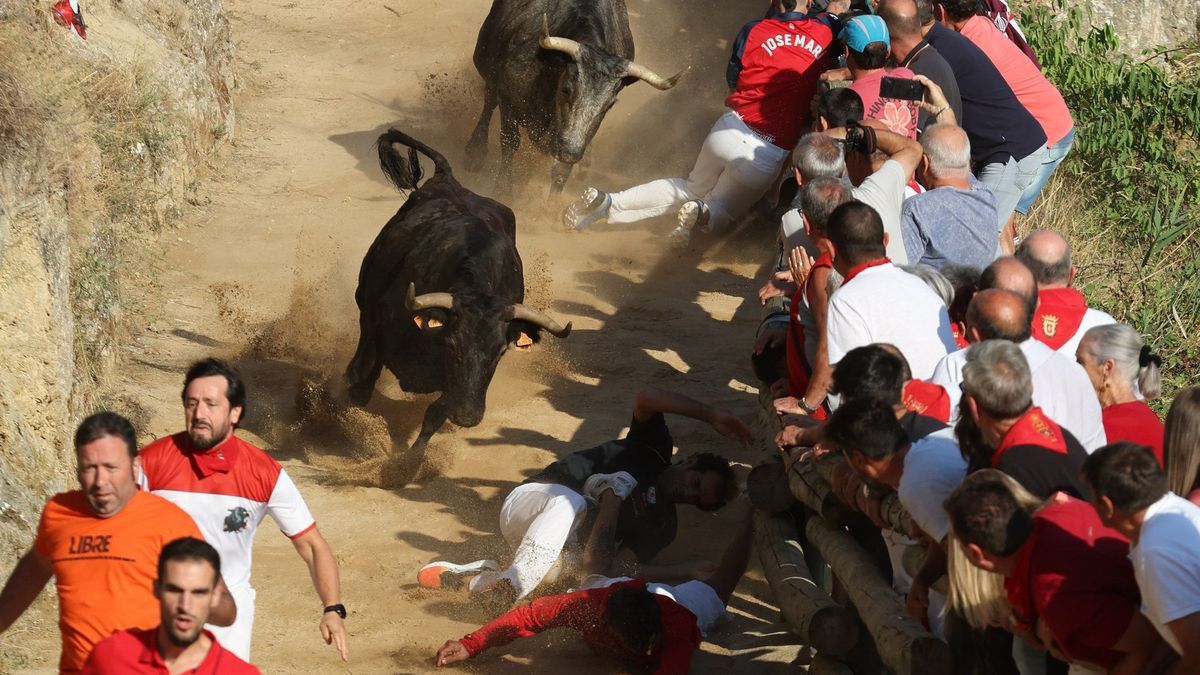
[839,15,890,53]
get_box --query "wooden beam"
[754,509,860,658]
[805,515,953,675]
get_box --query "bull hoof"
[346,382,375,407]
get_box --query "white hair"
[1080,323,1162,399]
[921,124,971,179]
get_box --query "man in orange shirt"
[0,412,235,673]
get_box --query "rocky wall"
[0,0,234,558]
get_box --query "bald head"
[1015,230,1073,287]
[967,289,1032,343]
[979,255,1036,313]
[921,124,971,179]
[879,0,921,39]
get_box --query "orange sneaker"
[417,559,498,590]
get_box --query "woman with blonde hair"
[1076,323,1164,462]
[1165,386,1200,507]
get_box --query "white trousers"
[608,111,789,232]
[470,482,588,599]
[208,584,255,660]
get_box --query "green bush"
[1023,1,1199,402]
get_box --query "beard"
[188,420,230,451]
[164,616,204,648]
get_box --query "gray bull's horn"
[405,283,455,311]
[508,304,573,338]
[539,14,583,60]
[623,62,688,91]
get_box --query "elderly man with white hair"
[899,124,999,270]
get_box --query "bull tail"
[376,128,454,192]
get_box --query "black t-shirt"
[899,41,963,132]
[925,22,1046,166]
[525,413,677,561]
[899,411,949,443]
[994,431,1089,500]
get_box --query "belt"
[731,111,777,145]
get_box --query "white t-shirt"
[1133,493,1200,655]
[1056,307,1117,358]
[826,262,957,379]
[929,338,1108,451]
[851,160,910,265]
[897,429,967,542]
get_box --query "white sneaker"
[670,200,710,248]
[417,559,499,590]
[563,187,611,231]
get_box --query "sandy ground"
[6,0,808,672]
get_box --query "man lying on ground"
[433,498,755,673]
[417,387,750,608]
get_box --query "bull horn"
[508,304,573,338]
[405,283,455,311]
[539,14,583,60]
[623,62,689,91]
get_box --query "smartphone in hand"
[879,75,923,101]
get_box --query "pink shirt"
[961,16,1073,146]
[850,68,920,139]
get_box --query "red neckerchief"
[841,257,891,285]
[785,252,834,413]
[906,178,925,194]
[1031,288,1088,351]
[186,434,240,478]
[993,407,1067,466]
[951,321,970,349]
[902,379,951,423]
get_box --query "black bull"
[345,129,571,451]
[465,0,687,192]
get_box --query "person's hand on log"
[758,270,795,305]
[773,396,807,416]
[906,578,932,630]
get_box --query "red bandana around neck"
[187,434,240,477]
[841,257,891,285]
[1031,288,1088,351]
[993,407,1067,466]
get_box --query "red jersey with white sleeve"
[725,11,840,149]
[458,579,702,674]
[138,432,316,592]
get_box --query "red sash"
[785,252,834,419]
[842,257,891,285]
[992,407,1067,466]
[1031,288,1088,351]
[902,380,951,423]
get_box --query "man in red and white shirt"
[82,537,260,674]
[139,358,348,662]
[433,501,754,673]
[564,0,841,246]
[1016,230,1115,358]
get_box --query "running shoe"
[417,559,498,591]
[669,199,710,248]
[563,187,611,231]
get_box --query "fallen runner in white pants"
[433,498,757,672]
[416,386,752,609]
[563,111,788,247]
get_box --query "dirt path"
[11,0,807,672]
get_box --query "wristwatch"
[324,604,347,619]
[799,397,820,415]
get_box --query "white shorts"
[207,584,255,660]
[580,575,728,635]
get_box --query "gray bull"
[466,0,686,192]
